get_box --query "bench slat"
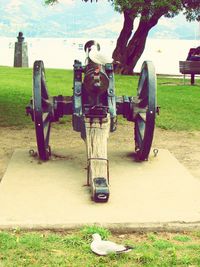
[179,61,200,74]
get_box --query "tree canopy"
[45,0,200,22]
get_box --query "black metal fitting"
[92,177,109,203]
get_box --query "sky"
[0,0,199,40]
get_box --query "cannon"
[26,40,158,203]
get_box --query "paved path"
[0,148,200,231]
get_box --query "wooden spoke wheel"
[33,60,52,160]
[134,61,157,161]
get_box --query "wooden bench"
[179,61,200,85]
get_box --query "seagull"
[89,49,113,65]
[90,233,133,256]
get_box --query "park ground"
[0,124,200,181]
[0,68,200,266]
[0,123,200,266]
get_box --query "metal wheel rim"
[33,60,52,160]
[134,61,156,160]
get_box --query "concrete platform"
[0,148,200,231]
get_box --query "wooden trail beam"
[84,115,110,202]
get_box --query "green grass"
[156,76,200,130]
[0,66,200,130]
[0,227,200,266]
[0,66,73,127]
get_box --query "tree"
[45,0,200,74]
[111,0,200,74]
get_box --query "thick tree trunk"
[112,11,135,73]
[113,13,162,75]
[120,23,150,74]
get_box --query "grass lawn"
[0,66,200,130]
[0,226,200,266]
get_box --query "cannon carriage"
[26,40,158,203]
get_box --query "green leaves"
[44,0,58,5]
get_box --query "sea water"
[0,37,199,75]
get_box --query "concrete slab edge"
[1,221,200,233]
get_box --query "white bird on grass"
[90,233,133,256]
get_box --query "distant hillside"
[0,0,199,40]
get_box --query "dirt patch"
[0,124,200,181]
[153,128,200,179]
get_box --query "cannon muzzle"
[83,64,109,97]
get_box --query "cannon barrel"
[83,40,110,99]
[83,63,109,98]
